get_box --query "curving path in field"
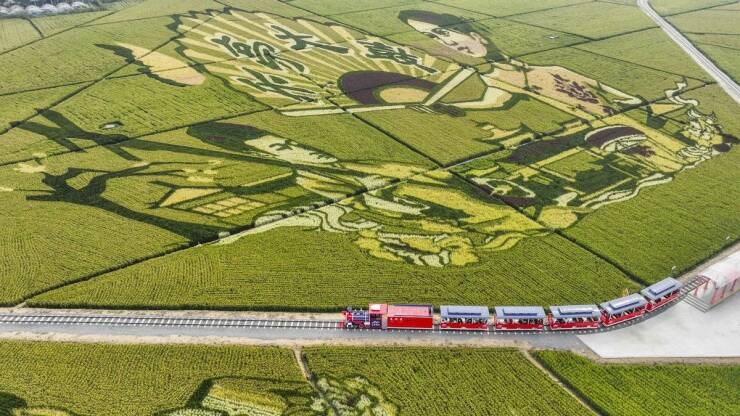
[638,0,740,103]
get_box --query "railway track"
[0,276,708,337]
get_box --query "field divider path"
[638,0,740,103]
[523,349,603,416]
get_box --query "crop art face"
[244,135,338,165]
[406,18,488,58]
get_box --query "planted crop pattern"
[535,351,740,416]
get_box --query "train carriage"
[640,277,682,311]
[440,305,489,331]
[547,305,601,330]
[494,306,546,330]
[342,304,434,330]
[599,293,647,327]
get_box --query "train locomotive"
[341,277,683,332]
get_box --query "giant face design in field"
[400,11,488,58]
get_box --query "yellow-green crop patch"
[432,0,592,17]
[455,84,739,283]
[0,18,40,53]
[30,10,110,36]
[29,171,639,310]
[535,351,740,416]
[574,28,712,81]
[509,2,656,39]
[304,347,592,416]
[667,9,740,34]
[652,0,737,15]
[387,17,588,65]
[329,2,488,36]
[91,0,224,25]
[0,84,84,132]
[0,17,177,95]
[0,341,315,416]
[288,0,420,16]
[0,111,433,305]
[519,47,706,102]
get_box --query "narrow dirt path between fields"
[523,349,603,416]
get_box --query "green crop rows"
[0,0,739,311]
[535,351,740,416]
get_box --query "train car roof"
[387,304,433,317]
[440,305,490,319]
[494,306,545,319]
[640,277,682,300]
[549,304,600,319]
[599,294,647,315]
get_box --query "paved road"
[638,0,740,103]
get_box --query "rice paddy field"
[0,0,738,316]
[535,351,740,416]
[1,1,739,411]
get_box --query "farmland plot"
[0,341,314,416]
[564,146,740,282]
[30,11,110,36]
[432,0,592,17]
[30,171,639,310]
[91,0,224,24]
[0,84,83,132]
[329,2,487,36]
[455,83,739,283]
[651,0,737,15]
[387,17,588,66]
[304,347,592,416]
[0,17,177,95]
[0,111,432,305]
[575,28,712,81]
[520,47,705,102]
[535,351,740,416]
[509,2,656,39]
[667,9,740,34]
[0,18,40,53]
[687,43,740,83]
[289,0,419,15]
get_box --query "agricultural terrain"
[0,0,738,312]
[0,341,737,416]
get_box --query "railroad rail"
[0,276,709,337]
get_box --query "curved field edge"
[563,147,740,283]
[533,350,740,416]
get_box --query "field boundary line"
[449,170,650,287]
[20,83,709,306]
[0,7,230,143]
[570,43,713,82]
[655,0,740,17]
[526,350,605,416]
[24,17,43,38]
[0,2,145,58]
[425,0,595,20]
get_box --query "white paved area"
[579,293,739,358]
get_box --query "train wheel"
[345,322,354,329]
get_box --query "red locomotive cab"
[641,277,683,312]
[547,305,601,330]
[440,305,489,331]
[494,306,546,330]
[600,294,648,327]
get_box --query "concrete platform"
[579,293,740,358]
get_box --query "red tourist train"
[341,277,682,332]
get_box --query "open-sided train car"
[440,305,489,331]
[547,304,601,330]
[641,277,682,311]
[494,306,546,330]
[599,293,647,327]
